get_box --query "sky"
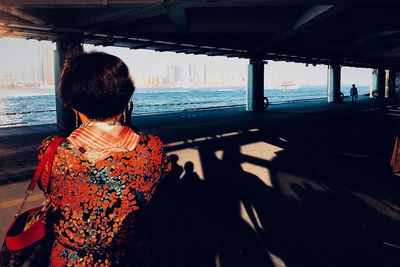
[0,37,52,73]
[85,44,372,87]
[0,37,372,87]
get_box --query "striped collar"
[67,121,139,162]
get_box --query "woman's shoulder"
[37,135,65,160]
[39,135,57,145]
[38,136,57,155]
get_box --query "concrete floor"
[1,98,400,267]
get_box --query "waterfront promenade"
[1,98,400,266]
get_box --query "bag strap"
[27,137,65,192]
[16,137,65,216]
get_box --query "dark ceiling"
[1,0,400,68]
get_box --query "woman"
[38,52,170,266]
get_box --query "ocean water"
[0,86,370,127]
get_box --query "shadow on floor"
[144,103,400,267]
[2,100,400,266]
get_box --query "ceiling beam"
[88,0,199,33]
[0,3,52,26]
[1,29,57,40]
[206,51,225,56]
[1,21,88,34]
[321,31,400,55]
[268,5,343,45]
[164,6,187,32]
[0,28,11,37]
[355,31,400,45]
[293,5,342,31]
[70,8,141,28]
[3,0,400,9]
[2,1,162,8]
[87,3,165,33]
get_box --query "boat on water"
[271,81,299,91]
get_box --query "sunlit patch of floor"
[193,137,208,142]
[164,140,185,148]
[269,253,287,267]
[239,200,264,232]
[240,162,273,187]
[241,142,284,187]
[214,141,284,187]
[214,198,288,267]
[241,141,283,162]
[214,149,224,160]
[219,131,240,138]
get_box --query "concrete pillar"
[246,58,264,112]
[54,41,83,133]
[371,68,386,98]
[396,72,400,96]
[327,64,341,103]
[388,68,397,98]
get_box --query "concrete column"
[388,69,397,98]
[246,58,264,112]
[327,64,341,103]
[54,41,83,133]
[396,72,400,96]
[371,68,386,98]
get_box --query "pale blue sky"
[0,37,372,87]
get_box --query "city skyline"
[0,38,54,87]
[0,37,372,89]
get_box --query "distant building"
[41,42,54,85]
[203,64,207,84]
[0,40,54,88]
[167,65,176,84]
[175,66,184,84]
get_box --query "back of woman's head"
[59,51,135,120]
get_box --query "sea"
[0,86,370,127]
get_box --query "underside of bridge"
[1,0,400,68]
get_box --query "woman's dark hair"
[59,51,135,120]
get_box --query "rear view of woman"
[38,52,170,266]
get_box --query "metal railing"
[0,109,57,116]
[0,95,328,126]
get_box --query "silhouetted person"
[180,162,203,206]
[177,162,216,267]
[166,154,183,182]
[350,84,358,103]
[181,162,201,188]
[145,160,217,267]
[184,161,195,173]
[170,154,183,176]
